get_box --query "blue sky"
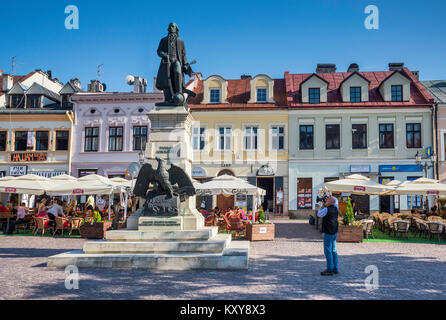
[1,0,445,92]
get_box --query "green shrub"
[257,206,265,224]
[343,197,354,226]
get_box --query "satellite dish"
[126,75,135,85]
[127,162,141,179]
[102,83,107,91]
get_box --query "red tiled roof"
[285,67,434,108]
[188,78,287,111]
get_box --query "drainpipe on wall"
[66,110,74,175]
[433,103,439,180]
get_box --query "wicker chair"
[53,216,69,236]
[393,220,410,239]
[383,217,398,235]
[33,217,53,236]
[361,220,375,239]
[426,222,444,242]
[427,216,443,222]
[68,217,83,236]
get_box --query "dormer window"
[28,96,40,108]
[309,88,320,104]
[202,75,228,104]
[248,74,275,104]
[12,96,24,108]
[210,88,221,103]
[350,87,361,103]
[391,85,403,102]
[256,88,267,102]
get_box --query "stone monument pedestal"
[47,105,249,270]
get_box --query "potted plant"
[245,207,275,241]
[337,197,363,243]
[80,210,112,239]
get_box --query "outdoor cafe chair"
[427,216,443,222]
[426,222,444,242]
[68,217,83,236]
[361,220,375,239]
[393,220,410,239]
[53,216,70,237]
[33,217,53,236]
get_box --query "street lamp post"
[415,151,437,210]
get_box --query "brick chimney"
[389,62,404,71]
[88,80,104,93]
[70,78,82,89]
[316,64,336,73]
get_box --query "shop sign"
[426,190,439,195]
[10,152,47,162]
[5,187,16,193]
[354,186,366,192]
[10,165,27,176]
[31,171,67,178]
[72,189,84,194]
[350,165,371,173]
[257,165,275,176]
[379,165,422,172]
[192,167,206,178]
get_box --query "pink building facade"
[70,91,163,178]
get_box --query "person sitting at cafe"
[6,202,28,234]
[36,198,48,217]
[47,200,65,227]
[65,200,76,217]
[430,205,438,216]
[7,201,17,215]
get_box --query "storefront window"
[297,178,312,209]
[407,176,422,208]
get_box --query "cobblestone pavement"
[0,219,445,300]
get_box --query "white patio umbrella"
[195,175,266,223]
[0,174,51,195]
[324,174,393,195]
[392,178,446,196]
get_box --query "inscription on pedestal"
[138,217,183,231]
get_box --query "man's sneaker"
[320,269,333,276]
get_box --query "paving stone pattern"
[0,220,445,300]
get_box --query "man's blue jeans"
[323,233,339,272]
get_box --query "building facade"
[0,70,80,180]
[188,74,289,214]
[70,89,163,178]
[286,64,435,216]
[422,80,446,182]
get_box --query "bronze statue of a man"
[155,22,194,107]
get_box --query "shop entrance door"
[257,177,274,212]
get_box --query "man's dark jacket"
[155,36,188,92]
[322,205,339,235]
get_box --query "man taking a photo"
[317,195,339,276]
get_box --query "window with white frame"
[210,89,221,103]
[271,126,285,150]
[218,127,232,150]
[244,126,258,150]
[257,88,267,102]
[192,127,206,151]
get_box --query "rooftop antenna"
[97,64,103,81]
[11,56,16,75]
